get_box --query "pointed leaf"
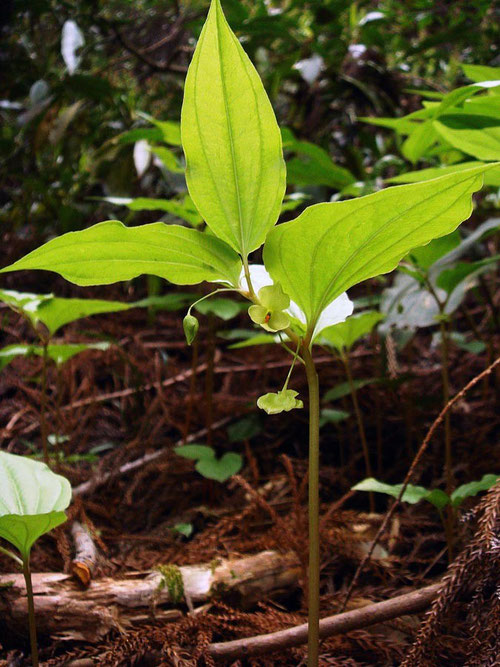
[320,311,384,353]
[181,0,286,256]
[264,166,491,333]
[1,221,242,288]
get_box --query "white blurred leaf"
[293,54,324,84]
[61,20,85,74]
[133,140,151,177]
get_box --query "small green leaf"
[1,221,242,288]
[257,389,303,415]
[0,344,34,371]
[195,452,242,482]
[264,166,491,336]
[0,452,71,560]
[434,114,500,161]
[173,523,193,538]
[195,297,245,321]
[181,0,286,256]
[450,474,499,507]
[227,415,262,442]
[324,378,377,402]
[319,408,350,427]
[174,444,215,460]
[387,162,500,188]
[183,314,199,345]
[320,311,384,353]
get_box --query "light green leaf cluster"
[0,452,71,559]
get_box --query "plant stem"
[22,558,39,667]
[343,353,374,512]
[0,545,23,567]
[302,345,320,667]
[40,341,49,465]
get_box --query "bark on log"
[0,551,300,642]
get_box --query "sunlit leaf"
[264,166,491,336]
[320,311,384,353]
[181,0,285,256]
[1,221,242,288]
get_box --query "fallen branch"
[207,583,440,660]
[70,521,99,587]
[0,551,300,642]
[72,416,231,496]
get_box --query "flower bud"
[183,314,199,345]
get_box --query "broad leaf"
[450,474,499,507]
[434,114,500,161]
[323,378,377,402]
[1,221,242,288]
[36,297,130,335]
[174,444,215,460]
[0,452,71,560]
[264,166,491,335]
[353,477,449,510]
[100,196,202,226]
[387,161,500,187]
[0,344,34,371]
[40,342,111,366]
[181,0,286,256]
[462,64,500,83]
[194,297,245,320]
[320,310,384,353]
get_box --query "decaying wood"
[207,583,441,660]
[70,521,99,588]
[0,551,300,642]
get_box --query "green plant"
[0,451,71,666]
[353,474,500,549]
[174,443,242,483]
[1,0,496,661]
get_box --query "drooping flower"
[248,282,291,332]
[240,265,353,340]
[257,389,303,415]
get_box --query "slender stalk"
[342,353,374,512]
[39,341,49,465]
[0,544,23,567]
[22,557,39,667]
[302,345,320,667]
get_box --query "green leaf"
[401,120,438,163]
[386,161,500,187]
[323,378,377,402]
[408,231,461,270]
[320,311,384,353]
[0,344,34,371]
[319,408,350,427]
[461,64,500,83]
[0,289,53,328]
[0,452,71,560]
[450,474,499,507]
[195,452,242,482]
[174,444,215,460]
[434,115,500,161]
[436,256,499,295]
[1,221,242,288]
[36,297,130,335]
[173,523,193,538]
[448,332,486,355]
[100,197,202,226]
[181,0,286,256]
[227,415,262,442]
[194,297,245,321]
[352,477,450,510]
[281,127,355,189]
[264,166,491,335]
[227,332,279,348]
[40,342,111,366]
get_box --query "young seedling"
[353,473,500,555]
[1,1,495,662]
[174,443,242,483]
[0,451,71,666]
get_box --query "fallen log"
[207,583,441,660]
[0,551,300,642]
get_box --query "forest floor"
[0,250,499,666]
